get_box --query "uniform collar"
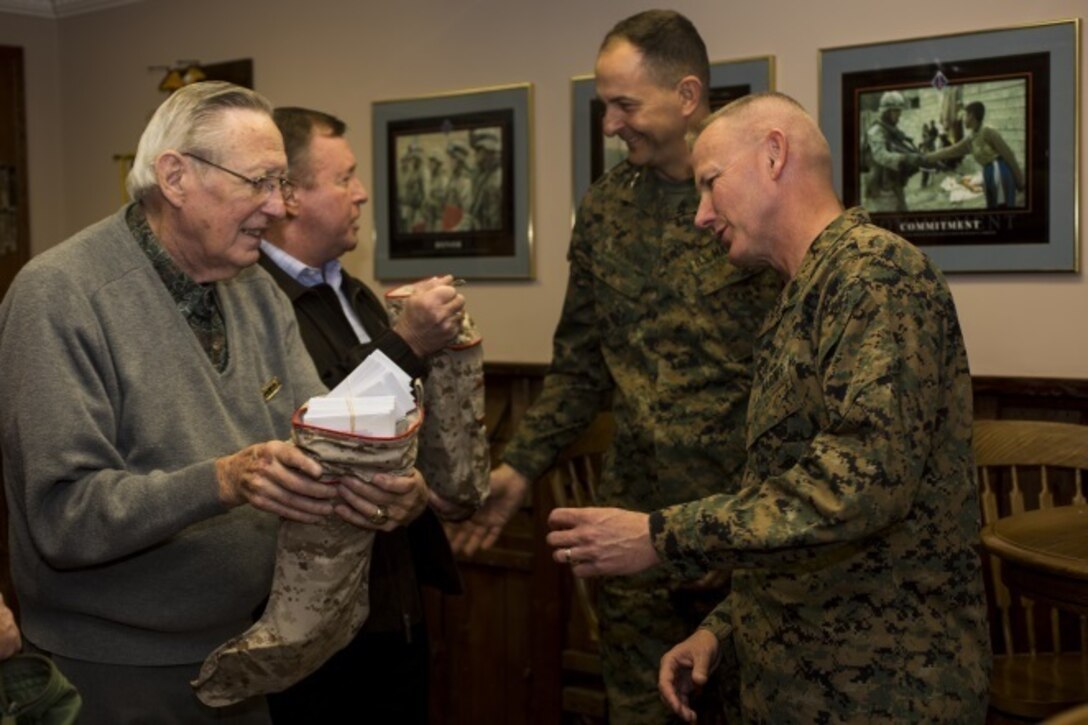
[757,207,870,338]
[609,162,699,221]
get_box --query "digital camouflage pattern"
[598,577,737,725]
[192,405,422,706]
[503,161,780,507]
[502,161,780,723]
[650,208,991,723]
[386,286,489,515]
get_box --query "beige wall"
[3,0,1085,375]
[0,13,63,257]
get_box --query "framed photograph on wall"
[820,20,1080,273]
[571,56,775,210]
[373,83,534,280]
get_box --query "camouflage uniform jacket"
[649,208,991,722]
[502,161,780,514]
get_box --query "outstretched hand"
[446,464,529,556]
[545,506,659,577]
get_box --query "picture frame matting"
[373,82,534,280]
[819,20,1080,273]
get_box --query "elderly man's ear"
[154,151,188,207]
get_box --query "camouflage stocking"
[192,407,421,706]
[385,283,489,514]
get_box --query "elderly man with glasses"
[0,81,409,724]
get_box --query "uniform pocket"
[590,250,648,334]
[747,368,802,449]
[691,254,777,363]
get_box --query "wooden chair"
[976,419,1088,720]
[1045,703,1088,725]
[547,413,615,724]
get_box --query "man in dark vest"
[259,107,467,724]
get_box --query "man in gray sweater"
[0,82,427,724]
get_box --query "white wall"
[4,0,1086,375]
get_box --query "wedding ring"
[563,548,573,565]
[370,506,388,526]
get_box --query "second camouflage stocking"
[385,282,489,515]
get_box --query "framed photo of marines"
[820,20,1080,273]
[373,83,534,280]
[570,55,775,212]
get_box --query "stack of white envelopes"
[302,350,415,437]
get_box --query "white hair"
[126,81,273,201]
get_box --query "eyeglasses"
[183,152,295,201]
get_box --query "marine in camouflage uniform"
[651,207,991,722]
[502,160,780,723]
[863,91,922,213]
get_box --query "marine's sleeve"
[698,595,733,643]
[649,262,953,576]
[0,264,229,570]
[501,202,613,482]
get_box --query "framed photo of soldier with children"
[820,20,1079,273]
[373,83,534,280]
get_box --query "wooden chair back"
[547,413,615,723]
[975,419,1088,719]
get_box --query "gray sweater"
[0,206,325,664]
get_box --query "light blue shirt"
[260,240,371,344]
